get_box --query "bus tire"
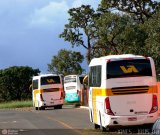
[94,123,100,129]
[102,127,107,132]
[38,107,45,110]
[35,107,38,110]
[54,105,58,109]
[41,107,45,110]
[58,105,62,109]
[54,105,62,109]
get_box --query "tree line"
[49,0,160,79]
[0,66,40,102]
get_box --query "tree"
[48,49,84,75]
[91,12,135,56]
[101,0,160,24]
[86,9,148,57]
[59,1,160,80]
[0,66,40,101]
[59,5,97,62]
[99,0,160,79]
[142,10,160,79]
[59,4,149,62]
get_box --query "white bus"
[88,54,158,130]
[64,75,85,102]
[32,74,64,110]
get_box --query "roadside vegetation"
[0,100,80,109]
[48,49,85,75]
[0,100,33,109]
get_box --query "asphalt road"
[0,106,154,135]
[0,107,94,135]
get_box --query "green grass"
[0,100,33,109]
[0,100,80,109]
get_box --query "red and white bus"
[32,74,64,110]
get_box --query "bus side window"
[33,79,38,90]
[89,66,101,87]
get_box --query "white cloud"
[29,1,69,28]
[28,0,99,29]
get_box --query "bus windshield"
[107,59,152,79]
[41,76,60,85]
[64,76,76,83]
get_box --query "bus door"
[89,65,102,123]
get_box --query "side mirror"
[83,75,88,85]
[29,84,32,92]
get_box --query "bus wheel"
[101,127,107,132]
[94,124,100,129]
[38,107,45,110]
[58,105,62,109]
[41,107,45,110]
[35,107,38,110]
[54,105,62,109]
[54,105,58,109]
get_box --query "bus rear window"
[64,76,76,83]
[107,59,152,79]
[41,76,60,85]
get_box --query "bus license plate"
[128,117,137,121]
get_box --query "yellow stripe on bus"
[92,86,157,97]
[148,85,158,93]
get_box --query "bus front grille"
[111,86,149,95]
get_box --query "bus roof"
[64,74,86,78]
[89,54,147,66]
[32,74,62,80]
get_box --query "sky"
[0,0,100,73]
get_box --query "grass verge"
[0,100,33,109]
[0,100,81,109]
